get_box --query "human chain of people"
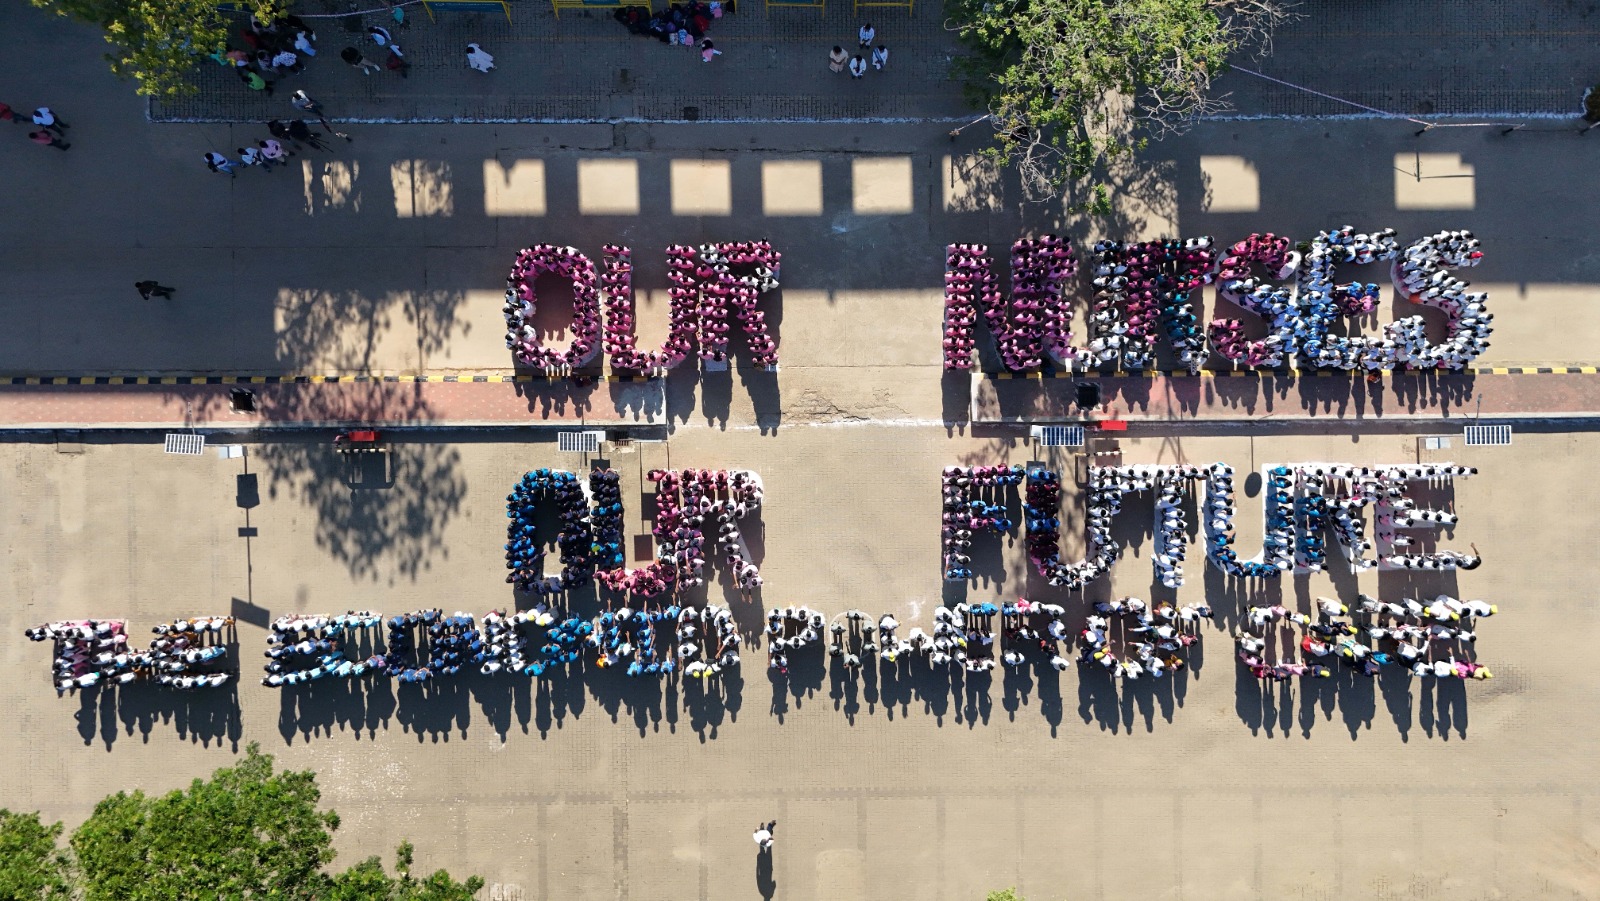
[496,228,1488,377]
[944,227,1490,373]
[25,459,1495,705]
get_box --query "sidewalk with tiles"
[142,0,1600,124]
[6,369,1600,429]
[149,0,970,123]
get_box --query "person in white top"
[858,23,875,47]
[753,822,774,850]
[466,43,495,72]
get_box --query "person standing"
[752,821,775,850]
[700,39,721,63]
[32,107,68,134]
[135,281,176,299]
[29,129,69,150]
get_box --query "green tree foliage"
[28,0,285,97]
[947,0,1294,201]
[71,743,339,901]
[0,809,71,900]
[328,841,486,901]
[986,890,1025,901]
[4,746,482,900]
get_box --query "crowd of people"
[27,617,234,692]
[480,605,586,677]
[503,245,603,371]
[766,605,827,674]
[1238,593,1495,681]
[1085,239,1215,373]
[942,238,1078,371]
[1201,462,1478,578]
[940,464,1027,581]
[505,469,595,594]
[262,611,383,686]
[506,242,781,376]
[1077,597,1206,680]
[1212,233,1300,366]
[946,229,1492,373]
[496,467,764,600]
[613,0,729,56]
[1024,466,1132,590]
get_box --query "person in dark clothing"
[135,281,176,299]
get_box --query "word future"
[944,462,1477,587]
[943,228,1490,373]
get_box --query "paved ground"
[5,4,1600,900]
[3,7,1599,389]
[1223,0,1600,119]
[1,429,1596,900]
[141,0,1600,123]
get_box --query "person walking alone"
[752,820,775,851]
[135,281,175,299]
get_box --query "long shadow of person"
[756,847,776,899]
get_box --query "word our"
[504,242,781,375]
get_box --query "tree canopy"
[0,744,482,901]
[947,0,1295,203]
[71,744,339,901]
[29,0,285,97]
[0,810,71,900]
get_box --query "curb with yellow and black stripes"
[986,366,1600,380]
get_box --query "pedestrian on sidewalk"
[858,23,875,47]
[291,91,350,141]
[848,55,866,78]
[752,821,774,850]
[30,129,70,150]
[32,107,68,135]
[286,118,330,149]
[205,151,239,175]
[258,138,291,163]
[293,27,317,56]
[271,48,303,74]
[238,145,273,171]
[385,44,411,77]
[700,39,721,63]
[466,42,495,73]
[135,281,176,299]
[871,45,888,70]
[240,67,273,94]
[341,47,381,74]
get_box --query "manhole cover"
[683,106,700,121]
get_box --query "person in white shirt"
[466,43,495,73]
[858,23,875,47]
[871,45,888,70]
[848,55,866,78]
